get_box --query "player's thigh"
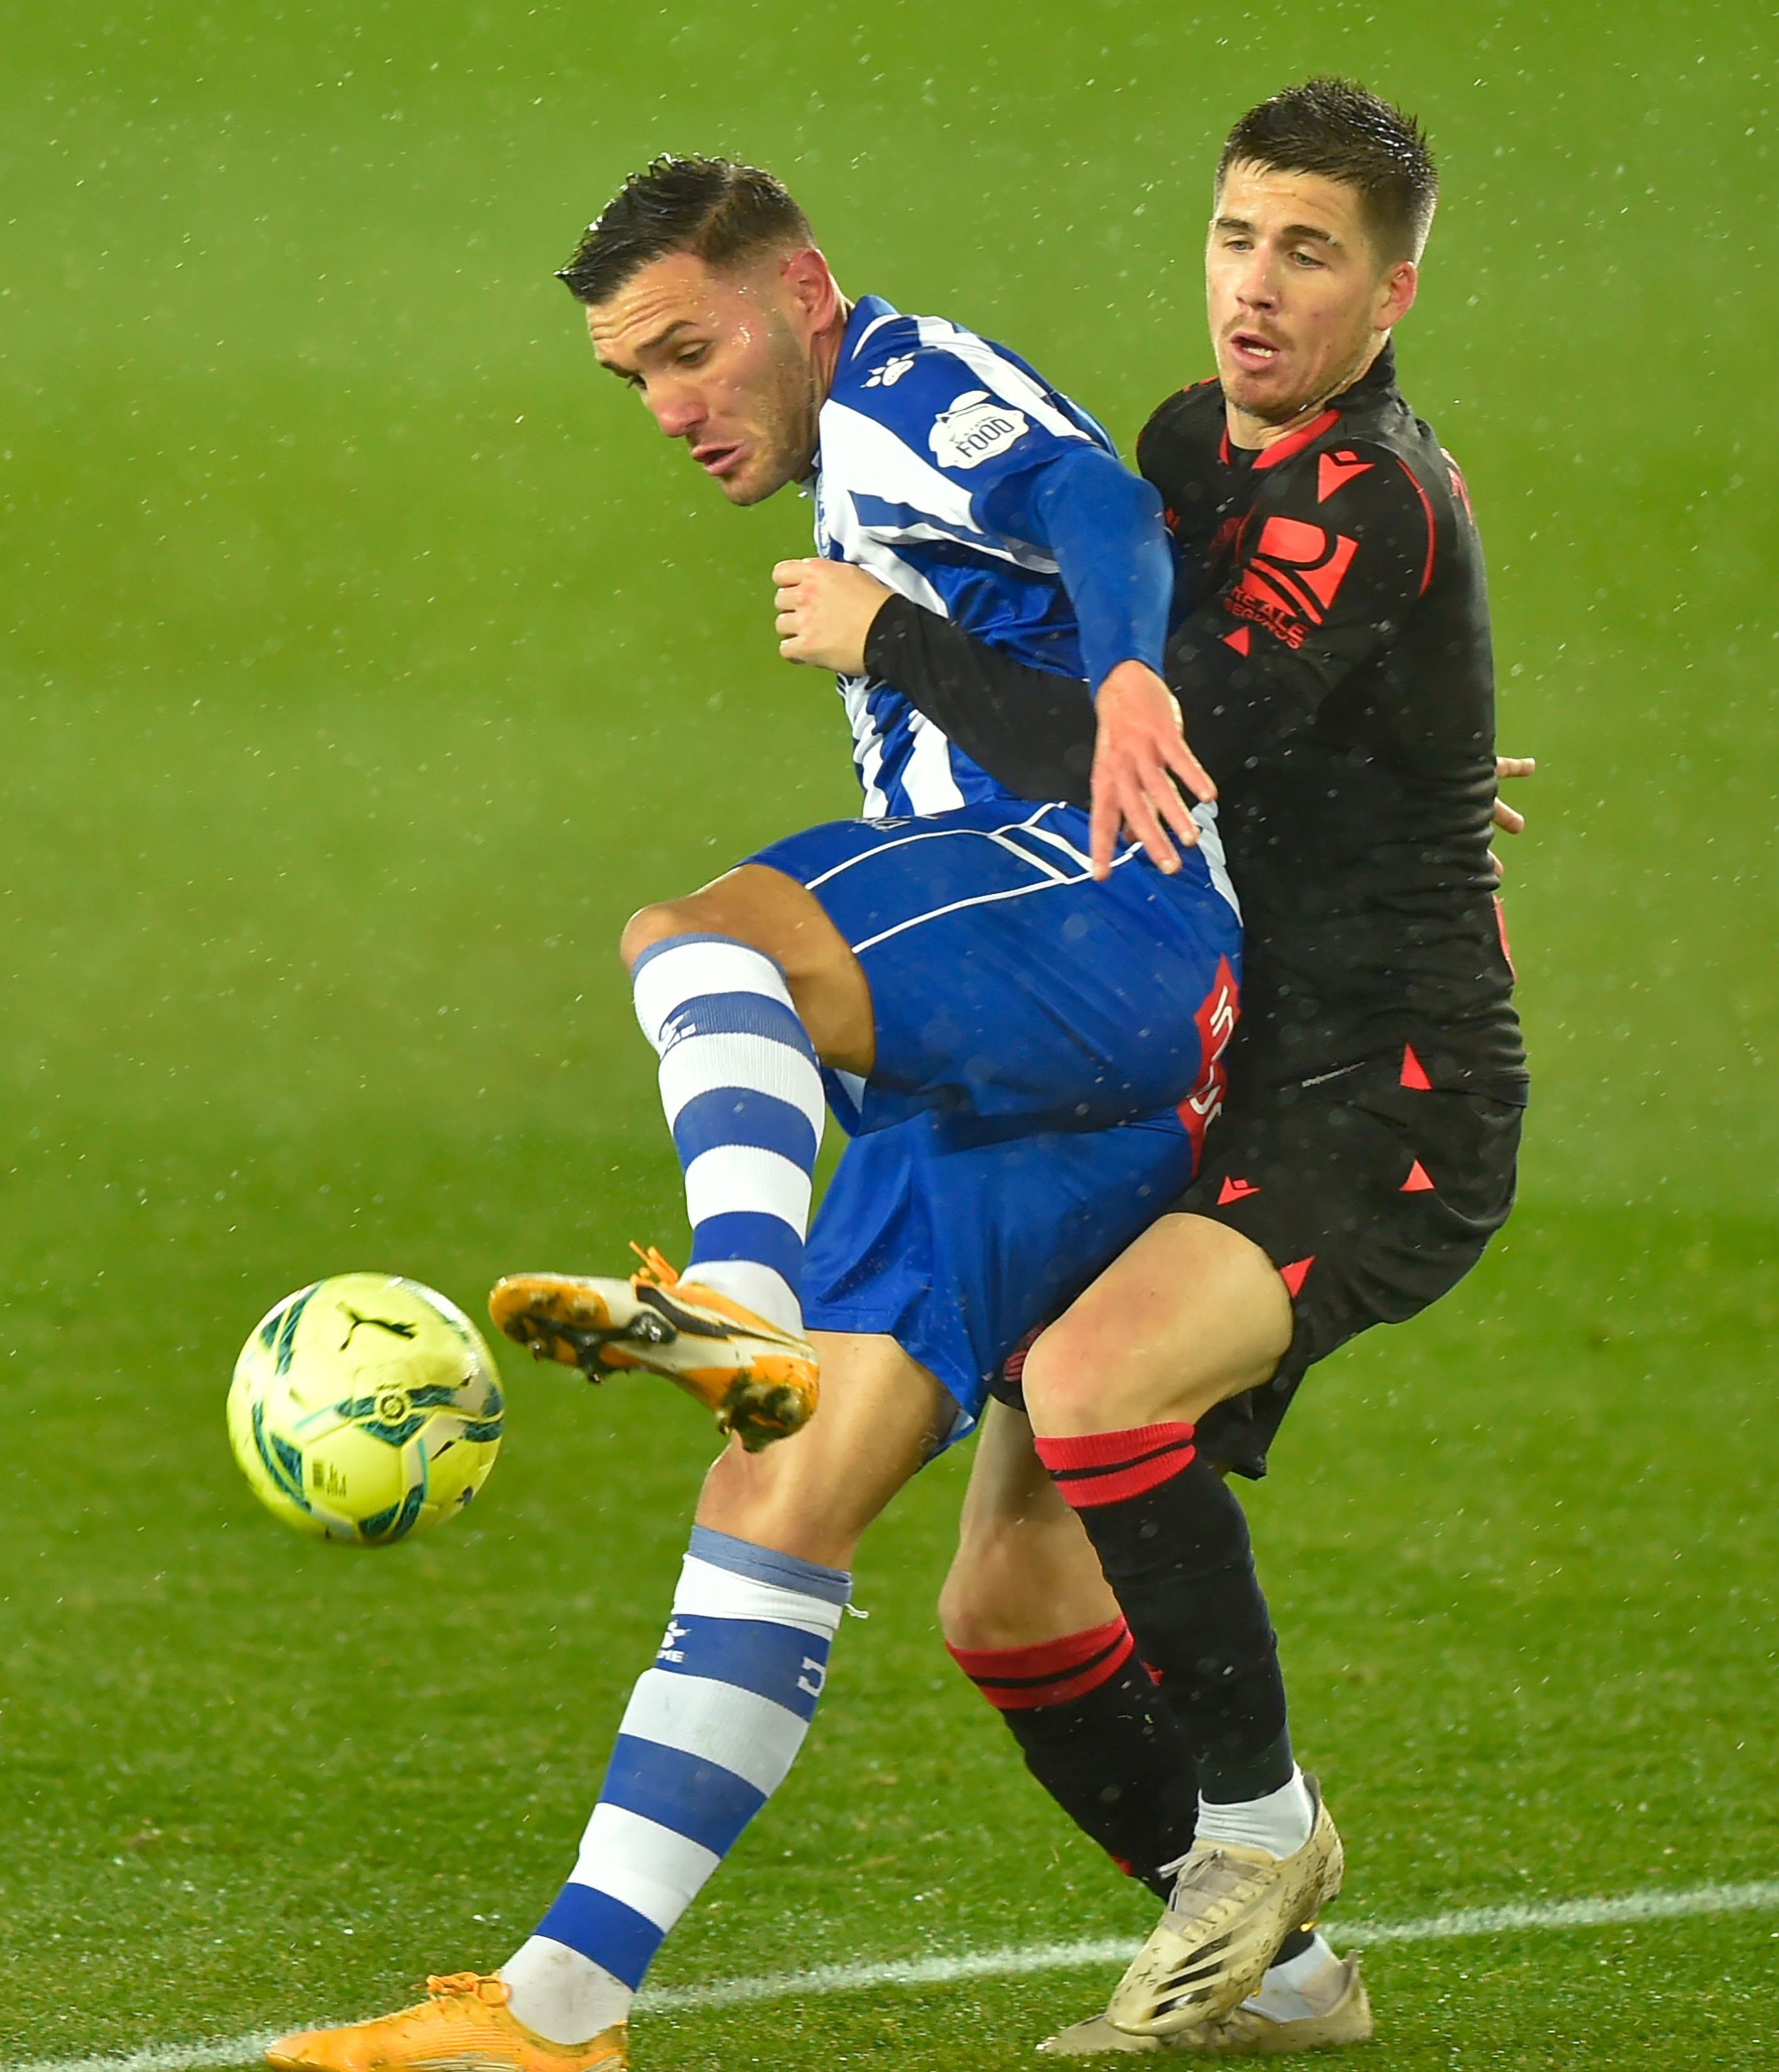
[1020,1212,1293,1439]
[696,1329,951,1570]
[752,804,1240,1135]
[938,1400,1120,1649]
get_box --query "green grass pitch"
[1,3,1774,2067]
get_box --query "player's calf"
[494,924,836,1445]
[496,1527,851,2045]
[1022,1253,1335,2031]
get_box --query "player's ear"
[1378,258,1417,330]
[780,246,840,328]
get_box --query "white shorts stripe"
[656,1033,828,1136]
[568,1803,722,1929]
[634,941,794,1049]
[674,1555,846,1640]
[846,848,1144,955]
[983,830,1069,882]
[802,820,1078,893]
[684,1143,813,1234]
[618,1668,809,1798]
[1192,801,1240,919]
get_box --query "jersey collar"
[1217,341,1401,468]
[840,294,902,370]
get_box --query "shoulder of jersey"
[833,311,1076,474]
[836,313,1013,414]
[1254,429,1437,520]
[837,306,927,380]
[1135,376,1222,466]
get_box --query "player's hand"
[773,558,894,674]
[1490,755,1535,882]
[1088,661,1216,880]
[1492,755,1535,836]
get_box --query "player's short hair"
[1218,78,1438,262]
[556,154,814,305]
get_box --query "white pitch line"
[12,1878,1779,2072]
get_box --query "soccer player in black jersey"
[775,78,1525,2054]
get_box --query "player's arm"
[978,445,1214,875]
[773,555,1198,828]
[783,442,1440,808]
[865,603,1538,863]
[866,586,1097,803]
[773,557,1096,803]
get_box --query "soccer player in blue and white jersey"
[487,161,1238,1422]
[266,158,1241,2072]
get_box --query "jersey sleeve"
[989,445,1172,686]
[841,325,1172,684]
[1164,440,1433,767]
[843,323,1100,512]
[858,434,1441,802]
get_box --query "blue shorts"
[802,1105,1198,1439]
[750,801,1241,1141]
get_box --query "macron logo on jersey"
[929,389,1032,470]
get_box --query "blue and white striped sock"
[630,934,825,1335]
[502,1528,849,2041]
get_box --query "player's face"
[587,250,831,506]
[1205,163,1417,429]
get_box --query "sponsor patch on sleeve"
[928,389,1032,470]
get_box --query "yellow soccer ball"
[228,1273,504,1545]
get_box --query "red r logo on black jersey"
[1226,516,1358,649]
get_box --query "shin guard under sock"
[947,1618,1199,1897]
[1033,1425,1294,1804]
[508,1528,848,2037]
[631,934,825,1334]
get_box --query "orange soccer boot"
[489,1245,818,1451]
[266,1971,625,2071]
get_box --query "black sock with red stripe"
[1033,1423,1294,1805]
[947,1617,1200,1897]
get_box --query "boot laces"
[1159,1843,1267,1913]
[426,1973,509,2006]
[629,1242,681,1288]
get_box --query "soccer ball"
[228,1273,504,1546]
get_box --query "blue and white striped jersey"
[813,295,1125,819]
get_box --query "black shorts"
[991,1049,1523,1479]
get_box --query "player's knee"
[619,874,806,974]
[620,898,707,969]
[617,899,688,969]
[1017,1312,1108,1432]
[937,1533,1039,1650]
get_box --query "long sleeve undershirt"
[978,442,1174,692]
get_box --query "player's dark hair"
[1218,78,1437,262]
[556,154,814,305]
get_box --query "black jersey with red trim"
[1136,344,1522,1096]
[864,343,1527,1100]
